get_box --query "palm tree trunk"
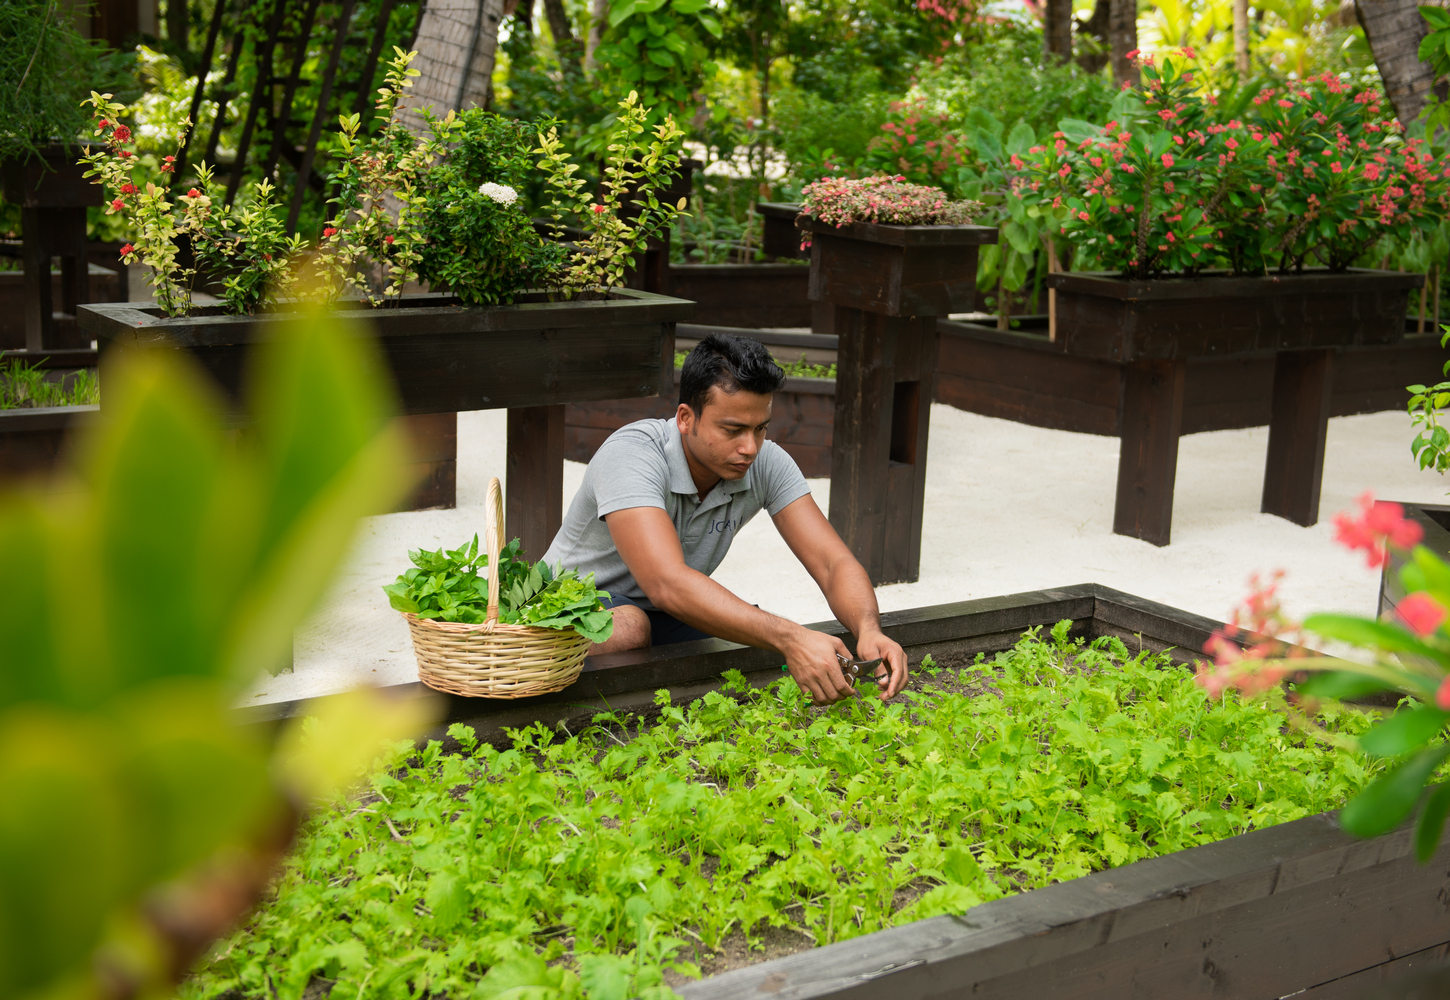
[1355,0,1442,127]
[399,0,509,127]
[1044,0,1073,62]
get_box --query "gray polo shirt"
[541,417,812,609]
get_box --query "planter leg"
[395,412,457,512]
[1262,348,1333,527]
[829,308,935,584]
[507,405,565,560]
[1114,359,1186,546]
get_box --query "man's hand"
[782,628,856,705]
[855,629,909,699]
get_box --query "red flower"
[591,204,606,214]
[119,243,134,257]
[163,155,176,163]
[323,226,338,238]
[111,125,132,144]
[1438,675,1450,711]
[97,118,109,128]
[118,150,131,158]
[1398,592,1447,637]
[1332,493,1422,568]
[384,234,395,244]
[110,198,124,211]
[187,188,201,198]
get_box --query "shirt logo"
[706,516,743,535]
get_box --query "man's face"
[677,386,773,489]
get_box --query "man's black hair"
[678,332,785,415]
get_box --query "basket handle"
[485,476,503,627]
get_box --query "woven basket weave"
[405,477,590,698]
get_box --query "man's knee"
[591,604,651,653]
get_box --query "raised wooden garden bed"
[667,262,813,329]
[564,324,837,477]
[945,269,1426,546]
[248,583,1450,997]
[938,315,1449,437]
[79,289,693,554]
[1381,500,1450,622]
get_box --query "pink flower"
[1161,153,1175,168]
[1438,675,1450,711]
[1398,592,1447,637]
[1332,493,1422,568]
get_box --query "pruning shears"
[837,653,885,685]
[779,653,886,685]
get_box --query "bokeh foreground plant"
[1196,493,1450,859]
[0,306,437,1000]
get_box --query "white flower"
[478,182,518,205]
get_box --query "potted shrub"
[1003,51,1449,545]
[0,353,99,482]
[76,51,695,549]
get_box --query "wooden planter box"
[79,290,694,553]
[250,584,1450,998]
[1380,500,1450,621]
[2,143,104,352]
[937,315,1450,437]
[565,325,836,476]
[1029,269,1424,545]
[799,213,997,318]
[666,262,813,329]
[0,403,96,484]
[1048,269,1422,362]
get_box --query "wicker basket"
[404,477,591,698]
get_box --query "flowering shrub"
[1195,493,1450,858]
[864,97,967,188]
[1012,50,1450,279]
[798,175,981,248]
[80,50,686,316]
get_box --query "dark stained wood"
[1115,359,1185,546]
[506,405,565,560]
[394,412,456,511]
[80,291,690,533]
[2,146,103,353]
[756,202,810,260]
[666,263,812,329]
[801,214,996,318]
[1048,269,1421,362]
[938,318,1449,435]
[829,308,896,580]
[1300,944,1450,998]
[801,214,995,581]
[1262,348,1334,525]
[0,405,94,483]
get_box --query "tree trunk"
[1078,0,1109,74]
[399,0,509,127]
[1233,0,1250,73]
[541,0,582,71]
[584,0,609,73]
[1080,0,1137,84]
[1108,0,1137,86]
[1355,0,1442,127]
[1044,0,1073,62]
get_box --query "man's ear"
[676,402,695,435]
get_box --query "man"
[542,332,908,704]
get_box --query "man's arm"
[770,494,909,698]
[604,505,859,704]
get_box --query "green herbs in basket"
[383,535,614,643]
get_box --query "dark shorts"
[602,593,711,646]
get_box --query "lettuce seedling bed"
[228,585,1450,999]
